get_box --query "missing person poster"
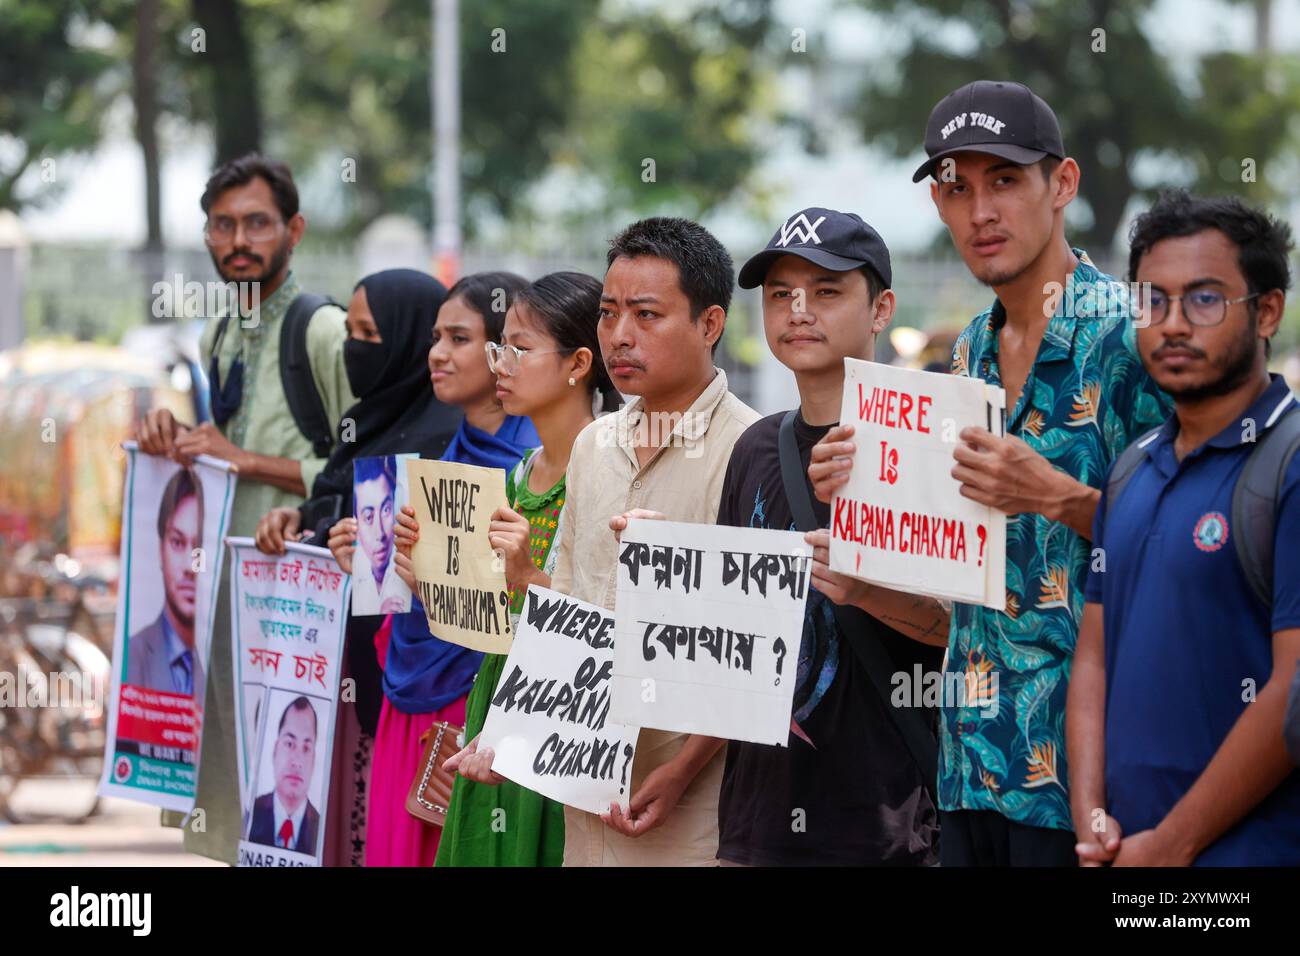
[610,520,812,746]
[478,585,639,815]
[830,358,1007,609]
[99,444,236,812]
[405,458,513,654]
[351,453,415,617]
[227,538,350,867]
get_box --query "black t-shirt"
[716,410,943,866]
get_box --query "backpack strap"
[1105,427,1162,511]
[1231,400,1300,608]
[778,410,939,805]
[279,293,337,460]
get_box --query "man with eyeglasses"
[1068,191,1300,866]
[134,153,354,864]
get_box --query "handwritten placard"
[830,358,1006,609]
[478,586,639,815]
[406,458,513,654]
[610,520,811,746]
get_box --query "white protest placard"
[227,538,350,867]
[609,519,811,746]
[406,458,513,654]
[830,358,1006,609]
[478,586,639,815]
[99,444,236,812]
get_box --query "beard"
[211,236,292,288]
[967,230,1051,289]
[1154,317,1260,403]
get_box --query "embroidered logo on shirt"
[1193,511,1229,552]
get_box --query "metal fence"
[15,242,1300,410]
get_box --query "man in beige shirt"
[551,217,760,866]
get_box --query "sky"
[14,0,1300,252]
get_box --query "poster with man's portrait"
[99,444,237,812]
[242,691,329,859]
[351,453,414,616]
[228,537,350,868]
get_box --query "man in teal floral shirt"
[919,82,1171,864]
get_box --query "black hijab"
[299,268,460,735]
[301,268,461,527]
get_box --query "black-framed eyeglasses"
[1138,288,1262,327]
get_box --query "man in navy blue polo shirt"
[1068,191,1300,866]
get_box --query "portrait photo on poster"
[351,453,414,616]
[124,460,209,701]
[243,689,329,858]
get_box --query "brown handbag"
[404,721,464,827]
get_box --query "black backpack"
[1104,400,1300,608]
[211,292,339,459]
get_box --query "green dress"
[434,448,567,866]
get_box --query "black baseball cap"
[912,80,1065,183]
[738,207,892,290]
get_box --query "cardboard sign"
[610,519,812,745]
[830,358,1006,609]
[478,586,639,815]
[405,458,514,654]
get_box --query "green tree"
[846,0,1300,250]
[566,1,778,218]
[0,0,118,211]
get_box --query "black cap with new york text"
[912,79,1065,182]
[738,207,892,290]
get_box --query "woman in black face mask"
[251,268,461,863]
[256,268,461,552]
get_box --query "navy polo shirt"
[1086,373,1300,865]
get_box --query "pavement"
[0,778,222,867]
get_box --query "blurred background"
[0,2,1298,848]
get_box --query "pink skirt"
[365,617,467,867]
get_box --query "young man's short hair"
[157,467,204,542]
[1128,190,1293,298]
[200,153,300,223]
[607,217,735,352]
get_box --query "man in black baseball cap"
[713,208,945,867]
[807,80,1172,868]
[912,79,1065,183]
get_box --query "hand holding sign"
[609,508,666,544]
[443,732,506,786]
[808,424,858,504]
[602,757,691,838]
[951,427,1091,536]
[326,517,357,574]
[487,506,541,594]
